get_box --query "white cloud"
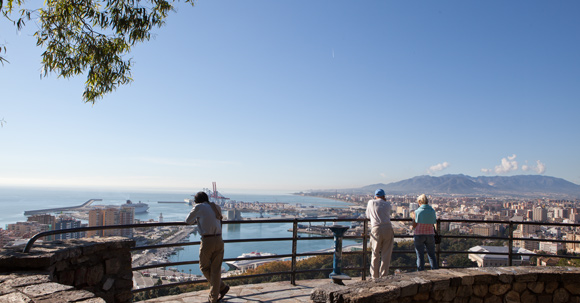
[534,160,546,174]
[494,155,518,174]
[427,162,450,174]
[380,173,386,178]
[483,156,546,175]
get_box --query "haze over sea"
[0,186,358,276]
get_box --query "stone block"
[105,258,122,275]
[565,283,580,295]
[77,298,107,303]
[432,289,445,301]
[0,292,33,302]
[34,290,95,303]
[453,297,470,303]
[553,288,570,303]
[562,272,580,283]
[504,290,520,303]
[310,282,348,303]
[413,292,430,301]
[471,271,497,285]
[456,285,473,297]
[488,283,511,296]
[469,297,483,303]
[0,284,15,296]
[473,284,488,297]
[432,279,450,290]
[513,282,527,293]
[19,282,74,297]
[483,294,501,303]
[448,269,476,285]
[528,281,545,294]
[55,260,69,272]
[86,265,104,286]
[538,294,552,303]
[75,267,87,286]
[409,276,433,293]
[442,286,457,302]
[397,281,419,297]
[515,273,538,283]
[57,269,75,286]
[3,274,51,288]
[521,289,537,303]
[102,278,114,291]
[494,267,516,284]
[545,281,559,294]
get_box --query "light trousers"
[369,224,395,279]
[199,236,227,302]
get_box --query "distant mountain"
[353,174,580,198]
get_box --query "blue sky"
[1,1,579,193]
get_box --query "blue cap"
[375,189,385,197]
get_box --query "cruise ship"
[124,200,149,214]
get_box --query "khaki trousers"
[199,236,227,302]
[370,224,394,279]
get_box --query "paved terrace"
[136,278,362,303]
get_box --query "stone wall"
[311,266,580,303]
[0,237,135,303]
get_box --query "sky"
[1,1,579,193]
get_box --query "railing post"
[291,218,298,286]
[362,219,368,281]
[508,222,514,266]
[436,219,441,268]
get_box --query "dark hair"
[194,192,209,204]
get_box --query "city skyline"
[1,1,579,193]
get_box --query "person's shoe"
[218,285,230,301]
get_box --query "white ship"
[225,252,278,271]
[125,200,149,213]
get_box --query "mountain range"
[348,174,580,198]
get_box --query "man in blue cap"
[365,189,394,278]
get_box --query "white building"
[468,245,534,267]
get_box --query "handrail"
[21,218,580,296]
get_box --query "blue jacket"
[415,204,437,224]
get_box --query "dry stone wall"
[0,237,134,303]
[311,266,580,303]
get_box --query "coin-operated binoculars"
[327,225,351,285]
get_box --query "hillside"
[354,174,580,198]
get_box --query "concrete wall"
[0,237,135,303]
[311,266,580,303]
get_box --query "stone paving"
[136,278,362,303]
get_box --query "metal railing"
[22,218,580,295]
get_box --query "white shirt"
[185,202,222,236]
[365,198,392,227]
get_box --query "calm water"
[0,186,359,276]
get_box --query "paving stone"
[18,282,74,297]
[0,292,34,302]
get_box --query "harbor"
[23,199,103,215]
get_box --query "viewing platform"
[4,218,580,302]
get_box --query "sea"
[0,186,360,276]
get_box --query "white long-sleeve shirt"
[365,198,392,227]
[185,202,222,236]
